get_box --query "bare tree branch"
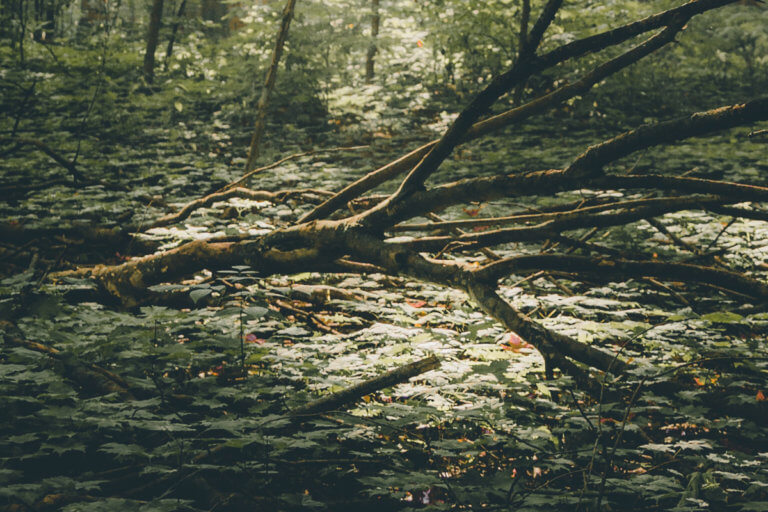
[289,355,440,417]
[566,97,768,178]
[475,254,768,299]
[398,196,731,253]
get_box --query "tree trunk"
[17,0,26,65]
[143,0,165,83]
[163,0,187,70]
[44,0,56,40]
[365,0,380,83]
[243,0,298,173]
[513,0,530,105]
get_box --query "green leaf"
[190,288,213,304]
[701,312,744,324]
[244,306,268,319]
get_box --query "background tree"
[244,0,298,172]
[142,0,164,82]
[365,0,379,82]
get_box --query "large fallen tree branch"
[302,0,736,222]
[52,0,768,386]
[1,322,134,400]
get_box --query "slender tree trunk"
[163,0,187,70]
[33,0,41,40]
[0,0,9,38]
[44,0,56,40]
[365,0,380,83]
[143,0,165,83]
[17,0,26,65]
[513,0,530,105]
[243,0,297,173]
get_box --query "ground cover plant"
[1,0,768,510]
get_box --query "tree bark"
[143,0,165,83]
[513,0,530,105]
[290,355,440,417]
[244,0,298,173]
[365,0,380,83]
[163,0,187,70]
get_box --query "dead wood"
[0,136,85,183]
[146,187,332,230]
[1,324,134,400]
[218,145,367,193]
[52,0,768,387]
[0,222,158,255]
[289,355,440,417]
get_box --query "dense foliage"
[1,0,768,510]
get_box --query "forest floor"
[1,46,768,511]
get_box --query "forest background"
[1,0,768,510]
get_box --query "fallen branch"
[220,145,368,193]
[1,327,134,400]
[0,136,85,183]
[399,195,731,252]
[52,0,764,385]
[0,222,158,254]
[476,254,768,300]
[393,195,726,233]
[565,97,768,178]
[384,161,768,227]
[301,6,699,223]
[120,355,440,499]
[146,187,332,230]
[289,355,440,417]
[465,282,616,392]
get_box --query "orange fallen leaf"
[244,333,266,344]
[501,332,533,352]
